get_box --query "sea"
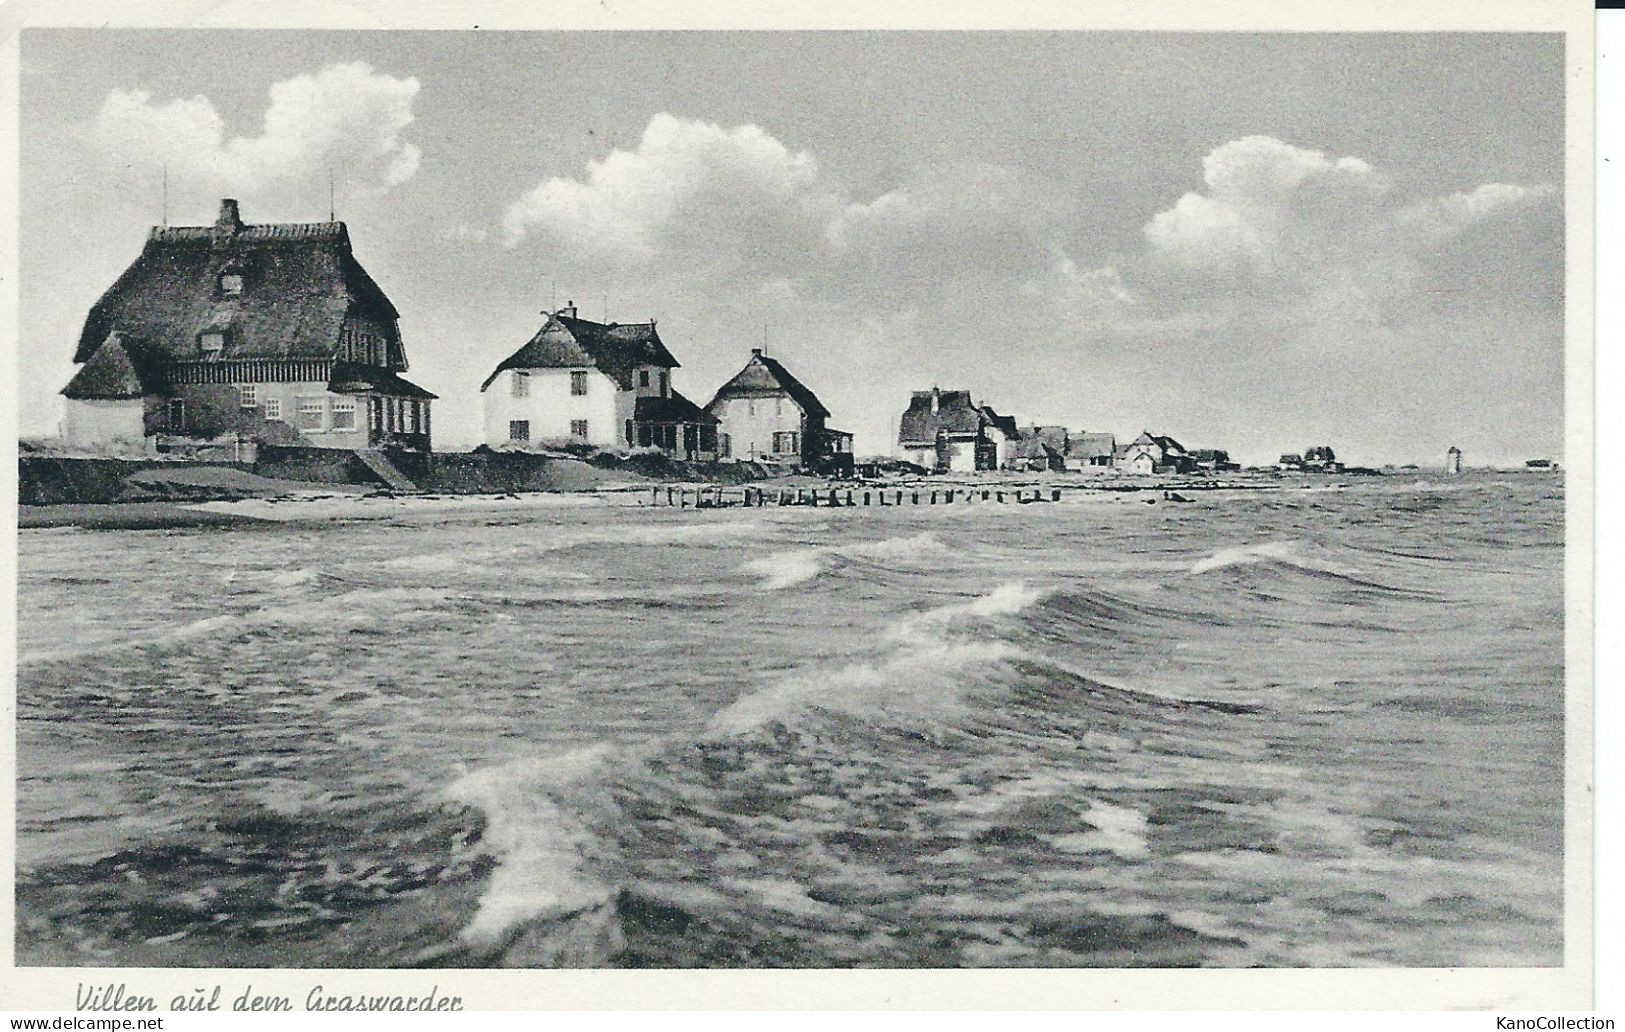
[14,472,1566,968]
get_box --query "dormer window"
[200,331,226,359]
[219,273,244,296]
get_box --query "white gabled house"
[479,305,717,459]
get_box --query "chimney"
[931,387,940,413]
[561,300,577,318]
[215,199,242,236]
[751,348,763,358]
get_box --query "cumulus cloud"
[85,62,421,195]
[1134,135,1555,327]
[502,114,1074,302]
[1144,136,1549,284]
[502,113,835,256]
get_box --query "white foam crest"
[442,745,622,947]
[884,581,1048,645]
[741,532,946,590]
[706,639,1020,737]
[743,551,826,590]
[1190,540,1304,574]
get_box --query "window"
[509,420,530,442]
[236,385,257,409]
[512,372,529,398]
[773,431,799,454]
[407,401,420,434]
[638,369,650,387]
[219,273,243,296]
[297,397,326,430]
[571,419,589,439]
[370,398,384,432]
[263,397,283,421]
[167,398,185,430]
[625,420,635,445]
[200,332,225,358]
[659,371,668,397]
[720,433,731,458]
[331,398,357,430]
[571,371,589,396]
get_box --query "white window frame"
[509,419,530,442]
[570,419,589,439]
[262,397,283,421]
[236,384,257,409]
[331,397,357,431]
[571,370,589,397]
[297,396,327,431]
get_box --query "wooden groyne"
[646,485,1067,508]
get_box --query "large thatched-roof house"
[480,306,717,460]
[705,349,852,474]
[897,388,1009,472]
[60,199,435,453]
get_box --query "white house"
[480,306,717,459]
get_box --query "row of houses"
[893,386,1237,476]
[57,200,854,474]
[56,199,1249,479]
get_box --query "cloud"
[84,62,421,195]
[502,113,835,257]
[1136,135,1554,322]
[502,114,1073,301]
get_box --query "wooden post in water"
[946,490,954,504]
[982,490,990,500]
[864,491,872,506]
[1052,489,1061,502]
[846,490,854,506]
[829,488,839,506]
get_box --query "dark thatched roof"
[329,362,437,400]
[61,332,161,400]
[635,389,717,424]
[1130,431,1186,455]
[705,350,830,419]
[979,405,1020,441]
[75,200,403,367]
[482,310,680,392]
[899,388,988,443]
[1065,432,1116,459]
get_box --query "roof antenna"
[328,169,336,222]
[161,165,168,227]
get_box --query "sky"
[17,30,1565,465]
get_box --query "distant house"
[1278,453,1304,470]
[979,405,1022,469]
[1012,425,1070,472]
[1190,448,1240,472]
[1302,445,1343,472]
[897,388,1003,472]
[60,198,436,454]
[705,349,853,474]
[1063,432,1116,471]
[1117,431,1194,475]
[1446,446,1463,475]
[480,305,717,460]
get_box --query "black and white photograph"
[2,0,1594,1009]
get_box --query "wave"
[742,532,947,591]
[1190,540,1326,575]
[18,587,456,666]
[441,746,625,960]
